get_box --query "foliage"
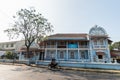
[109,41,120,50]
[109,44,114,51]
[4,8,53,58]
[5,51,16,59]
[112,41,120,50]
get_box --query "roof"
[0,40,24,44]
[49,33,88,38]
[110,50,120,58]
[48,33,88,40]
[89,35,108,38]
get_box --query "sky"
[0,0,120,42]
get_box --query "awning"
[96,52,105,55]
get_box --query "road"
[0,64,120,80]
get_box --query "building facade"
[3,25,111,63]
[0,40,25,57]
[39,25,111,63]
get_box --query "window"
[59,51,64,59]
[2,44,4,48]
[99,39,104,45]
[94,40,97,45]
[51,51,55,58]
[70,52,75,59]
[47,42,50,45]
[98,55,103,59]
[81,51,88,59]
[51,41,55,45]
[6,44,9,47]
[11,43,14,47]
[81,52,85,59]
[59,41,66,45]
[81,42,87,45]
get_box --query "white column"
[66,41,68,60]
[55,50,57,59]
[77,42,80,61]
[44,49,47,60]
[78,49,80,61]
[90,39,93,62]
[66,49,68,60]
[55,41,57,60]
[19,52,22,60]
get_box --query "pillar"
[19,52,22,60]
[66,41,68,60]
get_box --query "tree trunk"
[26,47,30,65]
[27,47,30,58]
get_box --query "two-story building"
[38,25,111,63]
[0,40,25,57]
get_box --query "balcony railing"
[40,45,89,49]
[57,45,66,48]
[79,45,89,48]
[46,45,56,48]
[39,46,45,48]
[93,45,106,49]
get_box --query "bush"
[5,51,13,59]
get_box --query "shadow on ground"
[11,66,120,80]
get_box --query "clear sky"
[0,0,120,42]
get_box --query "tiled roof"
[48,33,88,38]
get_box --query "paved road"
[0,64,120,80]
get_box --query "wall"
[36,61,120,70]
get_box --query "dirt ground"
[0,64,120,80]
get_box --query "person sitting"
[48,58,58,69]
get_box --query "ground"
[0,64,120,80]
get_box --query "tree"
[4,8,53,59]
[112,41,120,50]
[109,44,114,51]
[5,51,14,59]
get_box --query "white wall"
[0,51,6,56]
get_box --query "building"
[0,40,25,52]
[38,25,112,63]
[0,40,40,60]
[7,25,111,63]
[0,40,25,57]
[110,50,120,63]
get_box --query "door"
[39,52,44,60]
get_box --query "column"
[66,41,68,61]
[77,42,80,61]
[90,39,93,62]
[78,50,80,61]
[19,52,22,60]
[106,39,111,63]
[44,49,47,60]
[55,41,57,60]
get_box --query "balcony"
[57,45,66,48]
[93,45,106,49]
[79,45,89,48]
[46,45,56,48]
[39,46,45,49]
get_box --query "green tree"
[5,51,14,59]
[112,41,120,50]
[109,44,114,51]
[4,8,53,59]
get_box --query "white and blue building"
[38,25,112,63]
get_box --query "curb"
[1,63,120,74]
[31,64,120,74]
